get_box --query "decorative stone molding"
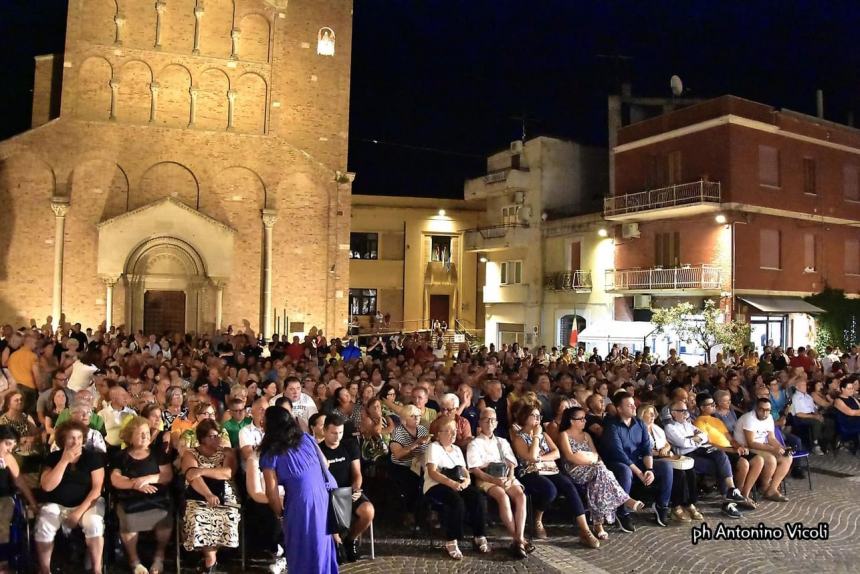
[50,198,70,218]
[261,209,279,228]
[96,196,237,234]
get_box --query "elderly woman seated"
[34,421,106,574]
[424,417,488,560]
[429,393,473,450]
[51,400,107,453]
[110,416,174,574]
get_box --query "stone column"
[114,13,125,45]
[193,3,204,54]
[261,210,278,341]
[50,197,70,331]
[154,1,166,48]
[103,277,117,329]
[109,79,119,120]
[213,280,225,331]
[149,82,159,123]
[230,28,241,59]
[188,86,198,127]
[226,89,236,130]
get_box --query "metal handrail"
[463,222,530,240]
[543,270,593,291]
[605,264,722,291]
[604,180,721,217]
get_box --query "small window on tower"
[317,28,335,56]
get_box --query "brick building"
[607,95,860,348]
[0,0,354,339]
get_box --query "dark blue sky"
[2,0,858,198]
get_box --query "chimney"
[31,54,62,128]
[815,89,824,119]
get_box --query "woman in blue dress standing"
[260,406,338,574]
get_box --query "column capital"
[231,28,241,39]
[50,197,70,217]
[195,6,205,18]
[155,1,167,14]
[335,171,356,185]
[210,278,227,289]
[109,79,120,90]
[261,209,279,228]
[114,14,126,26]
[101,276,118,288]
[150,82,160,94]
[227,89,237,101]
[189,86,199,96]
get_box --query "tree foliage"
[652,299,751,363]
[805,288,860,352]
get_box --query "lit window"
[317,27,335,56]
[500,261,523,285]
[349,289,377,316]
[350,232,378,260]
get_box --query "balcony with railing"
[604,180,721,221]
[605,264,722,292]
[464,168,531,200]
[543,271,592,293]
[464,223,532,252]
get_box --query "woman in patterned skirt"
[557,407,645,541]
[180,419,239,574]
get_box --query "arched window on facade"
[559,314,587,348]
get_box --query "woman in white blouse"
[466,407,530,559]
[424,418,488,560]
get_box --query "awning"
[579,320,658,342]
[739,296,825,314]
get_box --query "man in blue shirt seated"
[600,392,673,532]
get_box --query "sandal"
[509,542,527,559]
[626,499,646,512]
[523,540,536,554]
[534,521,547,539]
[444,540,463,560]
[594,525,609,540]
[473,536,490,554]
[150,558,164,574]
[132,563,149,574]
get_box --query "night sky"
[2,0,859,199]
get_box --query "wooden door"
[429,295,450,327]
[143,290,186,336]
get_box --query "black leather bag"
[485,437,509,478]
[317,454,353,534]
[440,465,466,483]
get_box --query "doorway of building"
[429,295,450,328]
[143,290,186,335]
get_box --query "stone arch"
[200,0,234,59]
[156,64,192,127]
[233,72,267,134]
[69,159,129,222]
[81,0,118,45]
[117,60,153,124]
[195,68,230,131]
[238,13,270,62]
[136,161,199,210]
[160,0,196,53]
[126,236,206,277]
[76,57,113,121]
[200,165,267,223]
[120,0,157,49]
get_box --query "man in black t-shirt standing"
[317,415,375,562]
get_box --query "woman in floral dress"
[557,407,644,540]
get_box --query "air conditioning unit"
[633,294,652,309]
[622,223,640,238]
[514,191,525,204]
[510,140,523,154]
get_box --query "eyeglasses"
[701,401,715,407]
[480,417,497,422]
[529,413,541,419]
[671,409,689,413]
[757,408,772,413]
[204,433,220,440]
[571,417,586,421]
[200,411,216,417]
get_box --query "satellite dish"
[670,75,684,96]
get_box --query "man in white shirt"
[734,398,792,501]
[281,377,317,432]
[98,386,135,449]
[239,397,267,463]
[789,378,833,455]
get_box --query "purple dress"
[260,433,338,574]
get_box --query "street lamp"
[597,228,608,237]
[715,214,727,224]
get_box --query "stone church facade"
[0,0,354,339]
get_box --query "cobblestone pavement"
[59,452,858,573]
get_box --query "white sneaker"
[268,557,286,574]
[812,445,824,455]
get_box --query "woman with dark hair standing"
[260,406,338,574]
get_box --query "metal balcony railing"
[605,264,722,291]
[464,222,530,239]
[543,271,592,291]
[604,180,721,217]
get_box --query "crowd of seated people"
[0,320,858,570]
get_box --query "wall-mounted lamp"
[715,214,727,224]
[597,228,608,238]
[438,209,446,216]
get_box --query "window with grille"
[501,205,521,225]
[349,289,377,315]
[350,233,378,260]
